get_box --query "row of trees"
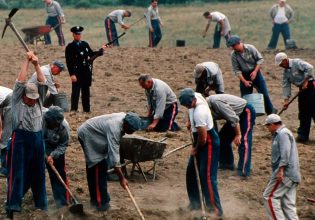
[0,0,259,9]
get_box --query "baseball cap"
[53,60,65,71]
[70,26,84,34]
[25,83,39,99]
[124,112,146,131]
[44,106,64,124]
[275,52,288,66]
[227,35,241,47]
[264,114,282,125]
[193,64,205,78]
[179,88,195,106]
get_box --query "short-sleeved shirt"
[45,0,64,17]
[108,9,126,25]
[231,44,264,76]
[209,11,231,36]
[189,93,214,133]
[77,112,126,168]
[28,65,58,95]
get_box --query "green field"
[0,0,314,50]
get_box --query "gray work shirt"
[11,81,47,132]
[108,9,126,25]
[195,62,224,94]
[43,113,70,159]
[282,58,314,99]
[29,65,58,95]
[0,91,12,149]
[146,5,161,29]
[77,112,126,168]
[45,0,64,17]
[231,44,264,76]
[207,94,247,127]
[145,79,177,120]
[0,86,12,106]
[209,11,231,36]
[271,125,301,183]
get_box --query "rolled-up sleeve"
[231,53,242,76]
[106,129,122,168]
[282,71,292,99]
[153,89,166,119]
[117,13,124,25]
[251,45,264,65]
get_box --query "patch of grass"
[0,0,314,50]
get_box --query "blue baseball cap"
[227,35,241,47]
[179,88,195,106]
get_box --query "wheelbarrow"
[119,135,191,182]
[21,25,51,45]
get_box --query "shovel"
[47,162,84,215]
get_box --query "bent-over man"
[77,112,144,211]
[263,114,300,220]
[207,94,256,178]
[179,88,223,218]
[194,61,224,96]
[138,74,179,132]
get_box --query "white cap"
[279,0,286,2]
[264,114,282,125]
[275,52,288,66]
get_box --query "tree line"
[0,0,259,9]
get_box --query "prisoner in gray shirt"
[145,78,177,120]
[206,94,247,127]
[11,82,47,132]
[77,113,126,168]
[271,125,301,183]
[108,9,127,25]
[282,58,314,99]
[29,65,58,95]
[231,44,264,76]
[146,5,161,29]
[45,0,64,17]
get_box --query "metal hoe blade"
[8,8,19,18]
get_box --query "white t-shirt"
[274,7,288,24]
[189,93,214,133]
[208,11,231,36]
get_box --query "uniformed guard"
[65,26,106,113]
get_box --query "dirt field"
[0,44,314,220]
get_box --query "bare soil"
[0,44,314,220]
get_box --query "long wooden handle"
[162,143,191,158]
[126,185,145,220]
[278,92,299,116]
[7,19,30,52]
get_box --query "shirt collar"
[288,58,293,69]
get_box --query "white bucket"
[243,93,265,116]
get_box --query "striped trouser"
[104,17,119,46]
[45,16,65,46]
[186,128,223,217]
[149,19,162,47]
[153,102,179,132]
[263,177,299,220]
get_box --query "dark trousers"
[219,104,256,176]
[46,155,69,208]
[267,23,290,49]
[44,16,65,46]
[297,81,315,141]
[154,102,179,132]
[149,19,162,47]
[105,17,119,46]
[240,70,275,115]
[6,130,47,212]
[0,148,7,175]
[186,129,223,216]
[213,23,231,48]
[71,82,90,112]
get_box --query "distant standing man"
[43,106,70,208]
[179,88,223,218]
[275,52,315,143]
[194,61,224,96]
[6,52,48,219]
[77,112,144,211]
[263,114,300,220]
[228,35,277,115]
[267,0,294,50]
[104,9,131,46]
[206,94,256,177]
[138,75,179,132]
[65,26,106,113]
[44,0,66,46]
[202,11,231,48]
[146,0,163,47]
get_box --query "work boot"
[296,136,308,144]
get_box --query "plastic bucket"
[53,92,69,112]
[243,93,265,116]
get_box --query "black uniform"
[65,40,100,112]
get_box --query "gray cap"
[25,83,39,99]
[227,35,241,47]
[264,114,281,125]
[193,64,206,78]
[53,60,66,71]
[179,88,195,106]
[44,106,64,124]
[124,112,145,131]
[275,52,287,66]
